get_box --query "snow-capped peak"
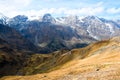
[42,13,56,23]
[0,13,8,24]
[0,13,6,18]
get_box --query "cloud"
[0,0,32,17]
[0,0,32,7]
[63,7,104,16]
[0,0,120,19]
[0,7,105,18]
[107,8,120,14]
[11,7,104,18]
[0,0,105,18]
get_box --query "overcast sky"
[0,0,120,19]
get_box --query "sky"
[0,0,120,19]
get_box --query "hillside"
[1,37,120,80]
[0,24,39,77]
[0,38,26,77]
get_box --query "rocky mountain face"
[6,14,92,53]
[42,13,56,23]
[0,24,39,52]
[56,15,120,40]
[80,16,120,40]
[7,15,28,31]
[0,13,8,25]
[20,22,79,53]
[1,13,120,53]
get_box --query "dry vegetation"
[1,37,120,80]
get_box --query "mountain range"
[0,13,120,53]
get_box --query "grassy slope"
[1,37,120,80]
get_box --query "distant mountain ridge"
[0,13,120,53]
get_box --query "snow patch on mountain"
[78,16,85,22]
[55,17,66,24]
[87,26,99,40]
[105,23,114,34]
[28,15,41,21]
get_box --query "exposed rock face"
[0,24,39,52]
[7,15,28,31]
[79,16,120,40]
[20,21,81,53]
[0,13,8,25]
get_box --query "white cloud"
[107,8,120,14]
[0,0,32,7]
[0,7,105,18]
[0,0,32,17]
[14,7,104,18]
[57,7,104,16]
[57,7,103,16]
[0,0,105,18]
[95,2,103,7]
[0,0,119,20]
